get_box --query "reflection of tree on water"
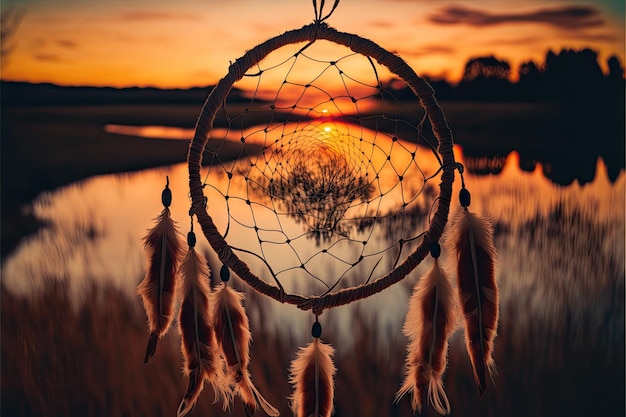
[251,144,374,243]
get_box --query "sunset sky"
[1,0,624,88]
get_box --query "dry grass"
[2,268,623,417]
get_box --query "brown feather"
[211,284,279,416]
[289,338,335,417]
[396,259,458,415]
[450,209,498,395]
[137,207,183,363]
[177,248,231,417]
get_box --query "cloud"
[117,11,200,22]
[369,19,394,28]
[397,44,456,58]
[57,39,77,49]
[429,5,604,29]
[33,53,62,62]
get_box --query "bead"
[311,321,322,338]
[187,231,196,247]
[161,186,172,208]
[220,264,230,282]
[429,242,441,259]
[459,188,471,208]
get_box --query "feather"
[137,207,183,363]
[396,259,458,415]
[289,338,336,417]
[449,208,499,395]
[211,283,279,416]
[177,248,231,417]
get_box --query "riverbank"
[2,96,624,258]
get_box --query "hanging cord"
[311,317,322,417]
[313,0,340,24]
[303,0,340,53]
[455,162,466,190]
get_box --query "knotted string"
[313,0,340,24]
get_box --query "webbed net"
[188,22,457,314]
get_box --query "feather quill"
[450,209,498,395]
[289,338,336,417]
[177,247,231,417]
[137,207,183,363]
[211,283,279,416]
[396,259,458,415]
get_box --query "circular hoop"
[188,22,457,314]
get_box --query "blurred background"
[1,1,624,416]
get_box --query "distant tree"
[542,48,605,101]
[607,55,624,79]
[459,56,512,101]
[544,48,603,81]
[462,56,511,82]
[518,60,540,80]
[517,60,543,101]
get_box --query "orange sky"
[1,0,624,88]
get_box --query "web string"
[200,40,443,296]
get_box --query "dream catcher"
[137,1,499,415]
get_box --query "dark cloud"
[482,36,545,47]
[33,53,62,62]
[429,5,604,29]
[369,20,394,28]
[117,11,200,22]
[57,39,77,49]
[418,45,455,54]
[396,44,456,58]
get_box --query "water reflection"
[104,124,195,140]
[2,144,624,352]
[253,144,374,243]
[189,120,443,293]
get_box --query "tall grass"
[3,192,625,415]
[2,268,623,417]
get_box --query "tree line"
[391,48,624,103]
[385,48,624,185]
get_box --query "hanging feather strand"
[289,326,335,417]
[211,282,279,416]
[450,205,499,396]
[137,179,183,363]
[396,256,458,415]
[177,238,231,417]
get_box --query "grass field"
[2,266,623,417]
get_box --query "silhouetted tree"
[517,60,542,101]
[543,48,604,101]
[458,55,513,101]
[518,60,540,79]
[462,56,511,82]
[607,55,624,80]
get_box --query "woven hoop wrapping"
[188,22,457,315]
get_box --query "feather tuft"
[289,338,336,417]
[211,283,279,416]
[177,248,231,417]
[137,207,183,363]
[449,208,499,395]
[396,259,458,415]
